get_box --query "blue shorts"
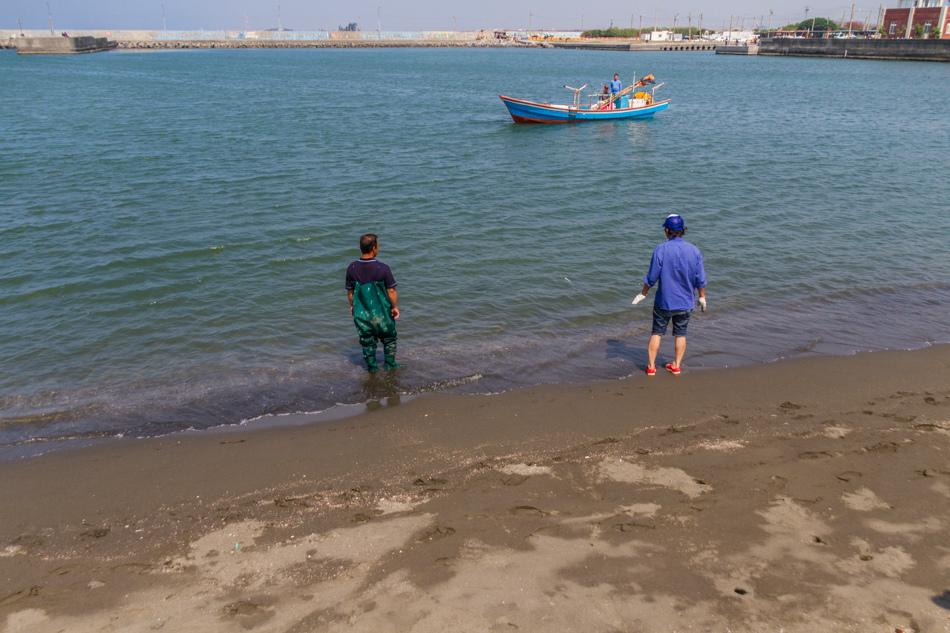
[652,305,692,337]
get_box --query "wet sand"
[2,345,949,632]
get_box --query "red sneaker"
[665,364,681,375]
[645,367,656,376]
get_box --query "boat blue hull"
[499,95,670,123]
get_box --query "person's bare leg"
[647,334,662,370]
[672,336,686,369]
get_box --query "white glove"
[698,297,707,312]
[632,293,647,305]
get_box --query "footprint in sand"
[507,506,548,517]
[864,441,902,453]
[221,599,274,627]
[416,524,456,542]
[798,451,833,460]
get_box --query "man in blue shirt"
[345,234,401,372]
[633,214,707,376]
[609,74,622,96]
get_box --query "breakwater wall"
[716,44,759,55]
[1,29,531,50]
[14,36,116,54]
[759,37,950,61]
[552,40,716,52]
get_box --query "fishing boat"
[499,74,669,124]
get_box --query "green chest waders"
[352,280,398,371]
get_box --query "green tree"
[913,23,925,38]
[782,17,840,32]
[931,25,942,38]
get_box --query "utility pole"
[278,4,282,30]
[529,11,532,31]
[631,14,634,29]
[654,8,657,32]
[46,2,53,35]
[728,14,733,42]
[453,16,456,32]
[377,6,381,33]
[639,15,643,38]
[699,13,703,37]
[688,12,692,40]
[848,3,856,35]
[768,10,773,34]
[162,3,166,33]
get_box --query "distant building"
[882,0,950,38]
[641,30,674,41]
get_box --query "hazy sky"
[7,0,884,33]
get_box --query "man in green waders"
[345,234,401,372]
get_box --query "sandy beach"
[2,345,949,632]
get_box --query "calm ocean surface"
[1,47,948,454]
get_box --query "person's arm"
[633,249,662,305]
[695,252,707,311]
[387,288,399,319]
[347,289,354,316]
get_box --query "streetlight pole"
[46,2,53,35]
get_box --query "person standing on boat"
[632,214,707,376]
[606,74,622,110]
[609,74,622,96]
[345,234,401,372]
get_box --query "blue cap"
[662,214,685,231]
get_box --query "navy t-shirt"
[345,258,397,290]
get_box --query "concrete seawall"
[716,45,759,55]
[1,29,534,50]
[14,36,116,54]
[552,40,716,52]
[759,37,950,61]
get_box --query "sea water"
[1,47,948,452]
